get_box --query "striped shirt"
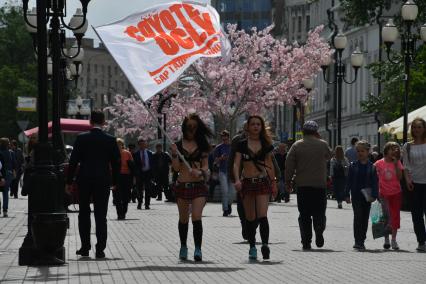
[402,143,426,184]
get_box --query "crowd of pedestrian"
[1,111,425,261]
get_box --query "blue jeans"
[2,171,13,211]
[219,172,235,212]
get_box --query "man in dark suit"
[66,110,120,259]
[151,143,171,201]
[133,138,153,210]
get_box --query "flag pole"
[139,98,193,172]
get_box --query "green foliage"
[0,4,38,138]
[361,46,426,122]
[340,0,426,27]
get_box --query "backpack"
[333,161,345,178]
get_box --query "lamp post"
[321,32,364,146]
[382,0,426,144]
[21,0,90,266]
[157,93,176,150]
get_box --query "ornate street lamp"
[157,93,177,150]
[20,0,90,266]
[321,29,364,145]
[382,0,426,144]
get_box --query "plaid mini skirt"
[241,177,272,197]
[173,182,208,200]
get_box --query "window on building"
[115,80,118,89]
[101,80,104,87]
[306,15,310,32]
[94,64,98,73]
[101,65,105,74]
[114,67,118,75]
[298,16,302,33]
[87,64,90,72]
[94,79,98,87]
[292,17,296,34]
[108,66,111,76]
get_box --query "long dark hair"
[245,115,272,147]
[181,113,213,153]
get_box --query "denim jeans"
[219,172,235,211]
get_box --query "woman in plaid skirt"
[170,113,213,262]
[233,115,278,260]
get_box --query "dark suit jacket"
[67,128,120,186]
[133,149,154,178]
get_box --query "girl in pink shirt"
[374,142,403,250]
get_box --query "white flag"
[94,1,226,101]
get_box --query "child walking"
[345,141,378,250]
[374,142,403,250]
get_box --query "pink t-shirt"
[374,159,403,196]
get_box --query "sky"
[1,0,210,46]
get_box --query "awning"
[378,105,426,139]
[24,118,92,137]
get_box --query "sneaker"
[261,244,270,260]
[194,247,202,261]
[416,243,426,252]
[222,210,229,217]
[228,205,232,215]
[391,240,399,250]
[383,237,390,249]
[3,211,8,218]
[179,246,188,260]
[353,243,366,251]
[249,247,257,260]
[338,203,342,209]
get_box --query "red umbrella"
[24,118,92,137]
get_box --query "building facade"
[211,0,273,30]
[274,0,384,149]
[76,39,134,112]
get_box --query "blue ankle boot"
[179,246,188,260]
[194,247,202,261]
[249,247,257,260]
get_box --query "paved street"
[0,195,425,284]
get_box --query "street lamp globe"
[420,23,426,43]
[382,19,399,44]
[320,54,332,68]
[25,7,37,34]
[333,32,347,50]
[302,78,315,91]
[47,57,53,77]
[401,0,418,22]
[68,46,85,62]
[350,47,364,68]
[70,62,83,77]
[69,8,89,36]
[76,95,83,108]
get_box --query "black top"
[67,128,121,186]
[176,140,207,167]
[235,139,273,172]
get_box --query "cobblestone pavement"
[0,195,425,284]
